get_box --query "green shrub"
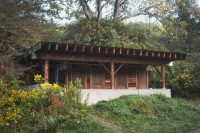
[0,75,101,133]
[94,99,131,117]
[129,99,153,115]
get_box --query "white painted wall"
[81,89,171,105]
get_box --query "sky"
[55,0,200,26]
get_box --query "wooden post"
[67,64,72,88]
[44,60,49,83]
[161,64,166,89]
[65,65,68,89]
[111,62,115,89]
[55,64,59,83]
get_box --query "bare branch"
[96,0,103,26]
[119,3,162,21]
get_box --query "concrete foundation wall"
[81,89,171,105]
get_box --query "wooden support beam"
[84,65,87,89]
[67,64,72,88]
[111,62,115,89]
[65,65,68,89]
[55,64,59,83]
[153,65,161,77]
[44,60,49,83]
[114,64,124,75]
[161,64,166,89]
[100,63,110,74]
[38,53,170,65]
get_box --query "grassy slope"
[89,94,200,133]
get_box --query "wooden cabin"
[24,42,186,90]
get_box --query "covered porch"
[42,61,166,90]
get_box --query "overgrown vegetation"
[0,0,200,132]
[0,75,111,133]
[2,75,200,133]
[93,94,200,133]
[0,0,200,99]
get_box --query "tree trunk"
[96,0,102,29]
[79,0,93,20]
[113,0,120,18]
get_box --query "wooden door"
[127,67,137,88]
[105,72,111,89]
[137,67,148,88]
[91,66,103,89]
[115,66,126,89]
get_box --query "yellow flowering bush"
[171,73,193,98]
[52,83,60,90]
[34,74,43,84]
[0,75,88,133]
[0,87,47,127]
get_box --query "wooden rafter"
[90,46,93,53]
[55,44,59,50]
[82,46,85,52]
[98,47,101,53]
[100,63,110,74]
[140,50,143,56]
[126,49,129,55]
[25,42,186,61]
[48,44,51,50]
[66,44,69,51]
[114,64,124,75]
[38,53,170,65]
[153,65,161,77]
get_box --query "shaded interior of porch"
[40,60,167,89]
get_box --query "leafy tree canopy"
[0,0,64,57]
[62,19,167,50]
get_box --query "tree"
[61,0,175,26]
[176,0,200,52]
[0,0,63,56]
[0,0,64,75]
[160,0,200,52]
